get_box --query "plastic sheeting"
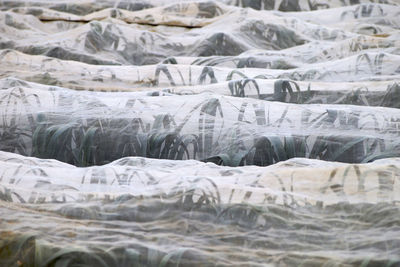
[1,0,400,266]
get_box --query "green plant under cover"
[1,1,400,266]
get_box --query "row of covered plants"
[1,85,400,167]
[2,49,399,104]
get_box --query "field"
[1,0,400,266]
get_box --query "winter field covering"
[1,0,400,266]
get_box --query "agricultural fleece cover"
[1,0,400,266]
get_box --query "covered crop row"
[1,0,400,266]
[2,82,400,166]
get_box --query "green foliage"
[26,93,400,167]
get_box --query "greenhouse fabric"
[1,0,400,266]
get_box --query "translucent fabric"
[1,0,400,266]
[1,80,400,167]
[1,151,400,265]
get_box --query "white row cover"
[1,81,400,166]
[1,150,400,206]
[1,0,400,266]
